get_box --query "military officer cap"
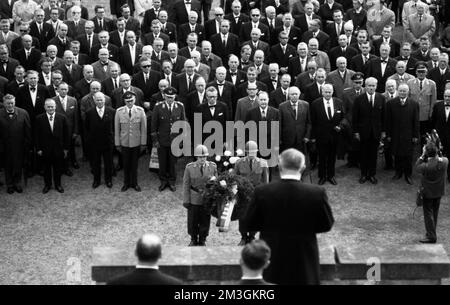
[163,87,177,96]
[194,144,209,157]
[122,91,136,100]
[415,62,428,73]
[351,72,364,81]
[245,141,258,154]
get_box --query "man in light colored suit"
[200,40,223,80]
[407,62,437,142]
[307,38,331,73]
[402,0,429,28]
[54,82,79,175]
[325,57,355,100]
[0,19,18,51]
[190,50,210,83]
[404,6,435,48]
[235,82,259,123]
[92,48,119,82]
[114,91,147,192]
[388,60,416,87]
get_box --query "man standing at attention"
[244,148,334,284]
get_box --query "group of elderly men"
[1,0,450,195]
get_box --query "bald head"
[279,149,305,173]
[135,233,162,263]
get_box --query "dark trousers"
[360,135,379,177]
[158,146,176,184]
[64,138,77,171]
[384,144,394,169]
[200,0,211,22]
[238,219,256,241]
[423,197,441,241]
[122,146,140,187]
[187,204,211,240]
[394,155,413,177]
[317,141,337,179]
[4,152,23,187]
[42,151,64,187]
[443,144,450,179]
[420,120,432,145]
[92,146,113,183]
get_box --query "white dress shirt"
[47,112,55,131]
[323,98,334,119]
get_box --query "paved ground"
[1,152,449,284]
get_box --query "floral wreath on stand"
[202,150,255,232]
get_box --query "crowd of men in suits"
[1,0,450,194]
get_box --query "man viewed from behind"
[237,240,273,285]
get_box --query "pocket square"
[218,113,223,116]
[336,110,341,113]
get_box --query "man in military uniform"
[114,91,147,192]
[234,141,269,246]
[183,145,218,246]
[151,87,186,192]
[342,72,365,168]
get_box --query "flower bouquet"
[202,171,254,232]
[212,149,244,173]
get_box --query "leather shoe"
[188,239,197,246]
[159,182,168,192]
[368,176,378,184]
[359,176,367,184]
[327,177,337,185]
[405,176,413,185]
[72,162,80,169]
[392,173,402,180]
[121,185,129,192]
[419,238,436,244]
[65,169,73,177]
[134,185,142,192]
[318,178,326,185]
[7,187,14,194]
[106,182,113,188]
[55,186,64,193]
[198,240,206,246]
[169,184,176,192]
[42,186,51,194]
[14,185,23,193]
[92,181,100,189]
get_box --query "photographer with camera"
[416,141,448,244]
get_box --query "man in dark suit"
[301,19,330,52]
[237,67,268,99]
[294,2,321,33]
[166,43,187,74]
[324,9,346,49]
[35,98,70,194]
[0,94,31,194]
[90,31,120,64]
[75,21,97,56]
[109,18,128,49]
[224,0,250,36]
[269,31,296,74]
[225,54,247,86]
[110,0,135,18]
[349,42,376,73]
[14,35,42,72]
[431,89,450,182]
[288,42,310,84]
[186,77,207,126]
[364,43,397,93]
[119,31,143,75]
[412,37,432,62]
[268,74,289,109]
[208,66,236,118]
[427,54,450,101]
[85,92,115,188]
[0,0,16,21]
[5,65,26,97]
[301,67,326,104]
[244,148,334,285]
[0,45,19,81]
[10,23,40,55]
[204,7,224,40]
[151,38,170,64]
[273,13,302,48]
[65,6,87,39]
[318,0,343,24]
[141,20,170,49]
[160,60,179,90]
[91,5,115,34]
[278,86,311,153]
[107,233,182,285]
[386,83,420,185]
[60,50,83,85]
[372,26,400,58]
[196,86,229,148]
[70,40,90,65]
[352,77,386,184]
[132,57,162,107]
[142,0,163,34]
[29,8,55,53]
[328,35,359,71]
[112,74,145,108]
[236,240,273,285]
[210,20,240,66]
[48,23,72,58]
[158,10,178,43]
[395,42,418,76]
[175,59,201,104]
[178,11,205,49]
[121,4,141,41]
[260,5,283,46]
[239,8,270,43]
[44,0,65,20]
[170,0,202,26]
[310,83,347,185]
[74,65,97,101]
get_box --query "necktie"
[188,76,192,91]
[200,163,205,176]
[26,50,30,59]
[420,80,423,91]
[319,85,322,95]
[113,78,118,89]
[169,105,173,114]
[419,15,422,23]
[262,109,266,120]
[292,103,297,119]
[166,75,171,86]
[250,159,254,171]
[88,35,92,49]
[222,37,227,47]
[327,102,332,119]
[129,109,132,118]
[38,23,42,34]
[75,21,78,27]
[434,62,437,68]
[99,19,103,29]
[282,45,286,54]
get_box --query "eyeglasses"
[142,65,151,68]
[252,15,260,17]
[20,30,28,33]
[207,96,218,99]
[216,14,223,16]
